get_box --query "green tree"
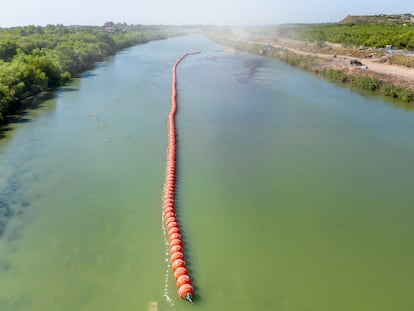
[0,40,19,61]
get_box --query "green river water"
[1,35,414,310]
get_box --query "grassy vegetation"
[339,14,414,25]
[320,69,414,103]
[389,55,414,68]
[269,49,317,70]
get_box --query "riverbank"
[264,38,414,87]
[0,24,182,126]
[209,34,414,107]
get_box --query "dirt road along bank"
[262,38,414,91]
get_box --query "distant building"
[105,27,116,33]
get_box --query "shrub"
[322,69,349,82]
[352,76,381,90]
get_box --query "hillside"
[339,14,414,25]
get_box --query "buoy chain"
[163,52,200,302]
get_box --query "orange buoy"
[170,238,183,248]
[164,212,175,218]
[170,244,183,255]
[162,52,200,303]
[171,251,184,261]
[173,266,188,280]
[178,283,194,301]
[165,218,177,226]
[169,233,181,240]
[168,227,180,236]
[176,274,191,288]
[172,258,186,271]
[167,222,178,230]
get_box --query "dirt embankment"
[261,38,414,91]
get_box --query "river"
[1,35,414,311]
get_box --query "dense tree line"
[0,23,179,123]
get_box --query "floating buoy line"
[162,52,200,303]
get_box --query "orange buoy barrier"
[163,52,200,302]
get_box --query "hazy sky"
[2,0,413,27]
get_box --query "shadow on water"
[56,87,78,94]
[0,176,30,238]
[0,87,80,141]
[95,63,109,69]
[236,57,266,84]
[0,91,57,136]
[3,111,33,128]
[0,126,12,140]
[79,72,97,78]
